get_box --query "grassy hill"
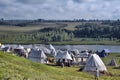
[0,22,85,34]
[0,51,120,80]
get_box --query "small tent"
[83,54,107,72]
[28,49,47,64]
[14,45,25,53]
[14,45,28,58]
[107,58,117,66]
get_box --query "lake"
[5,44,120,53]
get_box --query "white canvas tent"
[83,54,107,72]
[107,58,117,66]
[28,49,47,64]
[55,51,72,60]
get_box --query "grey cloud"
[17,0,45,4]
[0,0,120,20]
[73,0,97,3]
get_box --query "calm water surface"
[6,44,120,53]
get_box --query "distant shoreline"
[2,41,120,45]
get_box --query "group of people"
[57,59,72,67]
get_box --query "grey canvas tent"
[83,54,107,72]
[28,49,47,64]
[107,58,117,66]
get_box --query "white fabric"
[49,44,57,57]
[49,44,55,50]
[83,54,107,72]
[0,45,6,49]
[16,45,24,50]
[55,51,72,60]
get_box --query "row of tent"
[0,43,117,73]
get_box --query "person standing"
[95,68,99,80]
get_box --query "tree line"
[1,20,120,43]
[0,29,74,43]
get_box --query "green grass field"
[0,23,64,32]
[0,51,120,80]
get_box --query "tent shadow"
[113,66,120,69]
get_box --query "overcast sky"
[0,0,120,20]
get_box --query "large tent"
[28,49,47,64]
[83,54,107,72]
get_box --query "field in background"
[0,22,68,32]
[0,21,120,45]
[0,22,85,33]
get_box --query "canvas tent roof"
[29,49,47,59]
[55,51,72,60]
[15,45,24,50]
[73,49,80,54]
[83,54,107,72]
[79,52,89,58]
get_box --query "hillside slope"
[0,51,93,80]
[0,51,120,80]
